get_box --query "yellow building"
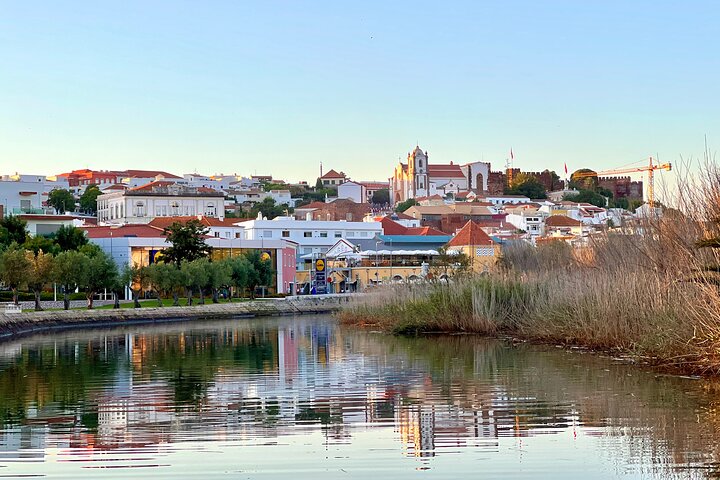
[445,220,501,273]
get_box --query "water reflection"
[0,316,718,478]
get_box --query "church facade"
[391,146,495,204]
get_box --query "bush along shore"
[339,161,720,375]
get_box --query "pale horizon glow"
[1,1,717,184]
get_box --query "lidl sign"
[315,259,325,272]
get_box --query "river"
[0,315,718,478]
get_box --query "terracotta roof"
[295,201,327,210]
[360,182,389,190]
[381,217,447,236]
[128,180,177,192]
[392,211,415,220]
[122,169,182,179]
[18,214,77,221]
[82,225,166,238]
[446,221,495,247]
[148,216,245,229]
[545,215,582,227]
[320,169,345,179]
[428,164,465,178]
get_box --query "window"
[347,231,355,238]
[476,247,494,256]
[263,230,273,238]
[303,231,312,237]
[334,232,342,238]
[360,231,368,237]
[214,232,220,237]
[282,230,290,238]
[319,231,328,238]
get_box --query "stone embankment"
[0,295,351,340]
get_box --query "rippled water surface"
[1,315,719,478]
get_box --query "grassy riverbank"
[340,163,720,374]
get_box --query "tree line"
[0,218,274,310]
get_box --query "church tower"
[409,146,429,197]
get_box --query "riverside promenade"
[0,294,351,340]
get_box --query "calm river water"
[0,315,718,478]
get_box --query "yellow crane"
[572,157,672,208]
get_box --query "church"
[390,146,494,204]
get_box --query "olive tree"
[52,250,85,310]
[0,245,31,305]
[26,250,55,311]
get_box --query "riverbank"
[0,294,350,340]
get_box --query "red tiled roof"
[82,225,166,238]
[128,180,177,192]
[446,221,495,247]
[545,215,582,227]
[428,164,465,178]
[122,169,181,179]
[381,217,447,236]
[148,216,246,229]
[320,169,345,179]
[392,211,415,220]
[406,226,447,236]
[295,201,327,210]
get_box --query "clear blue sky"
[1,1,717,183]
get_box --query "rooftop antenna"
[320,161,323,178]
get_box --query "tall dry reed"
[339,160,720,374]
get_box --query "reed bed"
[339,160,720,374]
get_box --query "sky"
[0,0,717,184]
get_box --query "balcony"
[11,207,46,215]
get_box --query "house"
[233,216,382,272]
[337,181,367,204]
[505,206,547,237]
[97,181,225,225]
[319,169,347,187]
[544,215,583,236]
[445,221,501,273]
[294,198,371,222]
[0,174,71,215]
[83,223,296,294]
[403,203,501,234]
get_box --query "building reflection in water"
[0,317,718,477]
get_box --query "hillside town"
[0,145,665,299]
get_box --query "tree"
[395,198,418,213]
[48,189,76,214]
[250,197,288,220]
[315,178,324,190]
[206,260,232,303]
[181,259,209,305]
[371,189,390,205]
[26,250,54,311]
[245,250,274,299]
[569,169,598,191]
[78,250,117,309]
[227,255,250,299]
[53,225,88,251]
[506,172,547,199]
[162,220,212,267]
[430,247,471,279]
[52,250,85,310]
[23,235,60,256]
[124,264,151,308]
[564,189,608,208]
[0,245,31,305]
[79,184,102,214]
[0,216,28,247]
[146,263,172,307]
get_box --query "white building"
[337,181,366,204]
[481,195,532,207]
[269,190,292,206]
[234,216,382,270]
[0,174,71,215]
[97,181,225,225]
[505,207,548,237]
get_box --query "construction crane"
[571,157,672,208]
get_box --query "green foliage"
[315,178,324,190]
[569,169,598,190]
[563,189,608,208]
[371,189,390,205]
[395,198,418,212]
[0,245,32,304]
[245,250,274,298]
[227,255,251,296]
[205,260,233,303]
[162,220,212,267]
[181,259,210,304]
[23,235,60,256]
[250,197,290,220]
[79,184,102,214]
[0,216,28,247]
[505,172,547,199]
[77,250,118,309]
[261,182,287,192]
[53,225,88,251]
[52,250,86,310]
[26,250,55,310]
[48,189,76,214]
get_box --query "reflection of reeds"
[340,162,720,375]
